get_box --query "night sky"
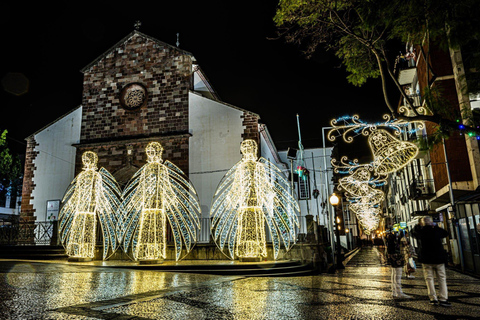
[1,1,396,157]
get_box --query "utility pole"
[296,114,304,234]
[442,137,464,271]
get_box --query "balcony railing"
[407,93,422,107]
[395,52,417,86]
[409,178,435,200]
[394,52,416,73]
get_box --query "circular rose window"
[119,83,148,110]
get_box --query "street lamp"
[322,126,335,258]
[330,193,345,269]
[329,193,339,206]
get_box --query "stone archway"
[113,163,140,191]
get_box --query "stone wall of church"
[75,135,190,188]
[241,112,259,143]
[20,136,38,222]
[77,32,193,179]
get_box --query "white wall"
[188,93,244,218]
[278,147,333,233]
[259,126,289,177]
[259,134,277,164]
[31,107,82,221]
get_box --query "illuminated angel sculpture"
[59,151,122,260]
[210,139,299,260]
[117,142,201,261]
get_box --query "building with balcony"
[393,40,480,275]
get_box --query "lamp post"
[322,126,336,265]
[330,193,345,270]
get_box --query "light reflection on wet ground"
[1,247,479,319]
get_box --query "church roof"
[80,30,196,73]
[25,105,82,139]
[189,91,260,118]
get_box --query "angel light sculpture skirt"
[66,211,97,258]
[135,208,166,261]
[236,207,266,258]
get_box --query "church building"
[20,29,286,242]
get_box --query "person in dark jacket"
[385,230,411,299]
[412,216,450,307]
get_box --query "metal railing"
[0,221,57,245]
[409,178,435,200]
[408,93,422,107]
[0,217,319,246]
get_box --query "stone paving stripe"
[162,294,234,318]
[51,276,244,317]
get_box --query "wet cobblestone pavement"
[1,247,479,319]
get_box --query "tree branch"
[370,47,396,115]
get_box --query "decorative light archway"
[327,114,423,234]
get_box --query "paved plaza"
[0,247,479,319]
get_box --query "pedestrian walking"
[412,216,451,307]
[385,229,411,299]
[403,231,416,279]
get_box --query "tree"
[274,0,480,139]
[0,130,22,203]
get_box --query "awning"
[412,210,438,216]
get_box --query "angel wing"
[97,167,122,259]
[210,160,243,259]
[258,157,300,259]
[58,176,78,246]
[163,160,201,260]
[116,165,144,253]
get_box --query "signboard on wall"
[46,200,60,221]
